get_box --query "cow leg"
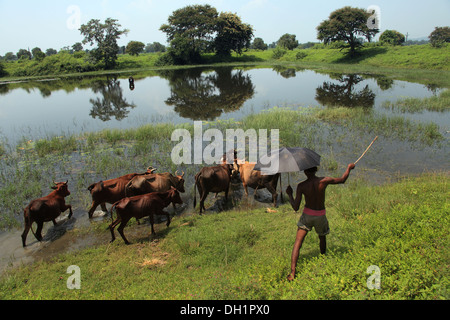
[243,183,249,196]
[88,200,100,219]
[35,221,44,242]
[117,216,132,245]
[52,219,58,226]
[200,192,208,214]
[64,204,73,219]
[266,184,278,207]
[100,203,108,213]
[109,218,121,243]
[21,222,31,247]
[149,213,155,235]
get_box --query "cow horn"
[53,180,57,185]
[181,171,185,177]
[65,180,68,184]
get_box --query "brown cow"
[109,187,183,244]
[87,167,156,218]
[21,181,73,247]
[237,162,281,207]
[125,170,186,197]
[193,163,238,214]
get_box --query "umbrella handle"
[355,136,378,165]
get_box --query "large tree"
[278,33,298,50]
[79,18,129,69]
[160,5,254,63]
[160,4,218,63]
[380,30,405,46]
[317,6,379,56]
[214,12,253,56]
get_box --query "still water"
[0,66,446,144]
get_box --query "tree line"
[1,5,449,75]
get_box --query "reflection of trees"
[315,74,375,108]
[89,77,136,121]
[160,67,255,120]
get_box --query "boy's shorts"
[297,212,330,236]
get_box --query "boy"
[286,163,355,281]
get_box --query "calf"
[109,187,183,245]
[21,181,73,247]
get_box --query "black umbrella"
[253,147,321,175]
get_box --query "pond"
[0,66,447,145]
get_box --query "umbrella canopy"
[253,147,321,175]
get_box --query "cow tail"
[109,202,118,223]
[25,207,37,239]
[279,174,284,203]
[193,174,199,209]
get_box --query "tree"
[214,12,254,56]
[380,30,405,46]
[160,4,218,63]
[429,26,450,48]
[17,49,32,60]
[145,42,166,53]
[278,34,298,50]
[72,42,83,52]
[126,41,145,56]
[317,6,379,56]
[4,52,17,61]
[46,48,58,56]
[79,18,129,69]
[252,38,268,50]
[31,47,46,61]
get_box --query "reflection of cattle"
[21,181,73,247]
[125,171,186,197]
[109,187,183,244]
[237,162,281,207]
[194,164,238,214]
[87,168,156,218]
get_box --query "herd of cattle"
[20,159,282,247]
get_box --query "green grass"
[382,89,450,113]
[0,174,448,300]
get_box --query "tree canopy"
[126,41,145,56]
[380,30,405,46]
[79,18,129,69]
[317,6,379,56]
[429,26,450,48]
[160,4,254,64]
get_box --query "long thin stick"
[355,136,378,165]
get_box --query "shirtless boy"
[286,163,355,281]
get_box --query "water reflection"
[89,77,136,121]
[315,74,376,108]
[158,67,255,120]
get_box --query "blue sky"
[0,0,449,54]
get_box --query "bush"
[0,62,8,77]
[295,51,307,60]
[272,47,287,59]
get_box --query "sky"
[0,0,449,55]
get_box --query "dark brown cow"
[21,181,73,247]
[87,167,156,218]
[109,187,183,244]
[237,162,281,207]
[193,164,238,214]
[125,170,186,197]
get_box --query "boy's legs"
[287,227,308,281]
[319,235,327,254]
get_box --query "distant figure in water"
[286,163,355,281]
[129,77,135,91]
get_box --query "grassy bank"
[0,174,448,300]
[2,44,449,87]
